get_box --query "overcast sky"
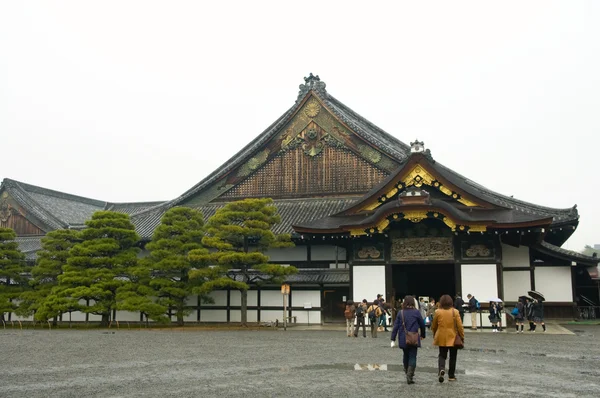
[1,1,598,251]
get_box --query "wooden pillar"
[496,262,504,299]
[197,295,201,322]
[257,287,261,322]
[226,288,231,323]
[454,263,462,296]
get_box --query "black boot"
[403,366,407,375]
[407,366,415,384]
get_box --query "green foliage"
[144,207,205,325]
[58,211,140,326]
[0,228,28,317]
[188,198,297,325]
[17,229,80,321]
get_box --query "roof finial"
[410,139,425,153]
[297,73,327,102]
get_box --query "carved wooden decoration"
[391,237,454,261]
[353,242,385,261]
[461,241,495,260]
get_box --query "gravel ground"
[1,325,599,397]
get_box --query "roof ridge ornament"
[410,139,434,162]
[297,73,327,102]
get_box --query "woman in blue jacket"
[391,295,427,384]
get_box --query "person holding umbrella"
[528,291,546,332]
[488,301,500,332]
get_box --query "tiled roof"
[131,198,359,239]
[106,201,167,215]
[536,241,599,266]
[230,268,349,285]
[1,179,105,230]
[15,235,44,262]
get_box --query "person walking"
[419,297,427,319]
[467,294,479,330]
[531,299,546,332]
[425,298,437,329]
[515,296,526,333]
[367,300,383,338]
[353,299,367,338]
[390,295,426,384]
[454,294,465,323]
[378,298,389,332]
[526,298,535,331]
[344,300,355,337]
[488,302,500,332]
[431,294,465,383]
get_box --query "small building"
[1,74,598,324]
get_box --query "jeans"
[379,314,387,329]
[402,346,418,368]
[438,347,458,377]
[354,317,366,337]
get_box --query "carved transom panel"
[391,237,454,261]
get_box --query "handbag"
[453,309,464,349]
[401,310,419,346]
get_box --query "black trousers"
[438,347,458,377]
[354,317,366,337]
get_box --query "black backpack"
[355,305,364,317]
[368,306,377,320]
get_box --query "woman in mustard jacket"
[431,294,465,383]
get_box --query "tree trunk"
[52,316,57,327]
[241,289,248,327]
[177,311,184,326]
[101,313,110,327]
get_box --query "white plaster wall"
[229,310,258,322]
[260,310,284,322]
[502,244,530,268]
[262,290,288,307]
[200,310,227,322]
[265,246,307,261]
[115,311,141,322]
[461,264,498,301]
[204,290,227,306]
[352,265,385,304]
[330,263,348,269]
[312,245,347,261]
[292,309,321,324]
[291,290,320,309]
[503,271,531,302]
[535,267,573,302]
[229,290,258,306]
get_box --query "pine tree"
[17,229,80,324]
[59,211,139,326]
[0,228,27,322]
[188,198,296,326]
[144,207,205,326]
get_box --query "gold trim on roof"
[359,164,482,211]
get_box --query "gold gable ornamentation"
[360,164,481,211]
[357,144,382,164]
[350,228,367,236]
[0,198,12,222]
[304,99,321,118]
[237,149,270,177]
[391,237,454,261]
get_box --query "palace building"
[1,74,598,324]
